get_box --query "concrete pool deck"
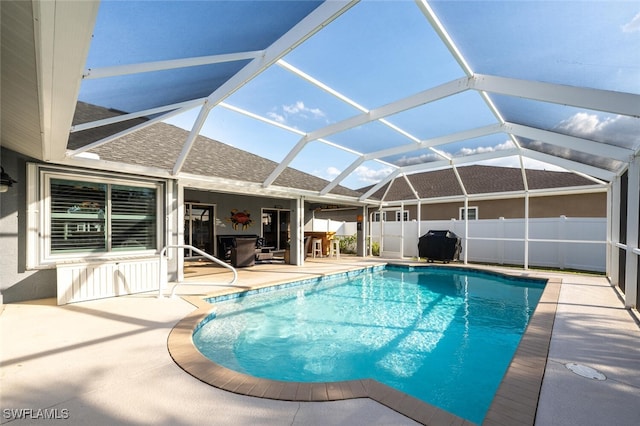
[1,258,639,425]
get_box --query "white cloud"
[393,152,441,167]
[556,112,608,135]
[282,101,305,115]
[457,140,514,156]
[276,100,326,123]
[393,140,514,168]
[313,165,392,189]
[622,12,640,33]
[266,111,286,124]
[555,112,639,147]
[325,166,342,179]
[354,165,394,185]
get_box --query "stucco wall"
[0,149,56,304]
[184,189,297,236]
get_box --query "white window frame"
[459,206,478,220]
[27,164,166,268]
[372,211,387,222]
[396,210,409,222]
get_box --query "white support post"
[624,157,639,308]
[400,201,405,258]
[605,184,613,281]
[379,208,384,255]
[368,210,373,257]
[610,178,621,286]
[294,197,304,266]
[417,200,422,255]
[175,181,184,283]
[524,192,530,270]
[558,215,567,270]
[498,217,505,265]
[463,197,469,264]
[357,207,367,257]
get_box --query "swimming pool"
[192,265,546,423]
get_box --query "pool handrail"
[158,244,238,298]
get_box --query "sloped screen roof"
[81,1,322,112]
[69,0,640,202]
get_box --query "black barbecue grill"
[418,230,461,263]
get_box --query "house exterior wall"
[1,148,184,304]
[2,167,308,304]
[0,149,56,304]
[529,193,606,218]
[420,193,606,220]
[184,189,297,238]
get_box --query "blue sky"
[81,1,640,189]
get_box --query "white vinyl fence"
[305,218,357,235]
[306,216,606,272]
[370,217,606,272]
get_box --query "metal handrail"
[158,244,238,298]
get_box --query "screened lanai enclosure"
[1,1,639,307]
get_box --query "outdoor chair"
[231,236,257,267]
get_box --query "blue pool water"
[193,265,546,423]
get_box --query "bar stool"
[312,238,323,258]
[329,239,340,258]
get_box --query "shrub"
[338,234,357,254]
[333,235,379,256]
[371,241,380,256]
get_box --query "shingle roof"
[69,102,149,150]
[72,103,601,204]
[73,102,362,198]
[360,165,600,202]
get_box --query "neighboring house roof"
[360,165,601,202]
[72,102,363,199]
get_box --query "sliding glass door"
[261,209,290,250]
[184,203,215,257]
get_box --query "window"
[372,211,387,222]
[50,179,107,253]
[373,210,408,222]
[396,210,409,221]
[50,178,158,254]
[111,184,157,250]
[460,206,478,220]
[28,165,165,267]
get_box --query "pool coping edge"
[167,264,560,426]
